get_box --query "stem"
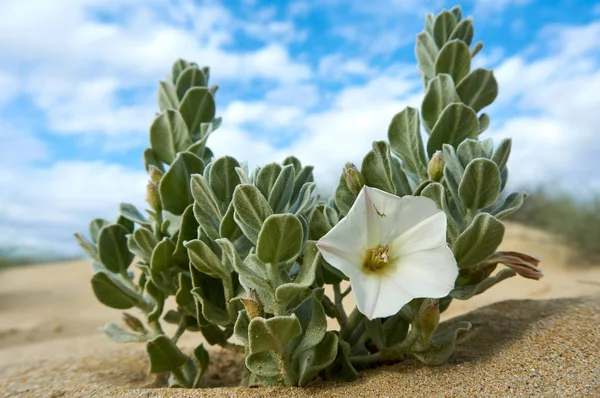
[349,324,419,367]
[171,318,187,344]
[171,367,190,388]
[340,307,363,341]
[341,285,352,299]
[333,283,347,328]
[220,342,245,354]
[278,354,296,386]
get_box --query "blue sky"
[1,0,599,256]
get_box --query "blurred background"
[0,0,599,266]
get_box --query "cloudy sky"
[1,0,599,256]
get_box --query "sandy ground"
[1,222,599,397]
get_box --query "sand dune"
[1,222,599,396]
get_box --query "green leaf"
[427,103,479,157]
[143,148,164,173]
[269,164,295,213]
[149,109,191,165]
[159,152,205,215]
[432,10,457,49]
[132,227,158,262]
[334,174,356,217]
[179,87,216,136]
[453,213,505,269]
[91,271,141,309]
[158,80,179,111]
[295,331,338,387]
[257,214,303,265]
[116,215,134,234]
[308,205,335,240]
[291,293,327,354]
[191,174,222,225]
[89,218,109,243]
[491,138,511,171]
[246,351,281,378]
[283,156,302,175]
[471,41,484,57]
[119,203,150,227]
[456,139,487,168]
[173,204,199,267]
[219,201,244,243]
[101,322,147,343]
[256,163,282,200]
[425,13,434,35]
[291,166,314,204]
[151,238,176,274]
[459,158,501,210]
[450,5,462,22]
[248,315,302,353]
[146,335,189,373]
[456,68,498,113]
[97,224,133,274]
[421,74,460,132]
[361,141,396,195]
[74,233,99,262]
[478,113,490,134]
[412,321,471,365]
[209,156,241,205]
[289,182,316,216]
[449,18,473,45]
[324,338,358,382]
[388,107,427,177]
[435,40,471,85]
[185,239,229,280]
[276,241,320,304]
[415,32,438,80]
[492,192,527,219]
[192,344,210,387]
[176,67,207,100]
[233,184,273,244]
[172,59,190,84]
[175,272,194,310]
[191,285,230,326]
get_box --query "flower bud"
[427,151,445,182]
[343,163,365,195]
[146,181,162,212]
[149,166,164,184]
[241,289,263,319]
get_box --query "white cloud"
[473,0,531,14]
[318,54,374,80]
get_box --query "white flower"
[316,186,458,320]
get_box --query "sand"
[1,222,599,397]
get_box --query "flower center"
[362,245,391,273]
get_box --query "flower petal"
[362,187,441,247]
[390,211,447,256]
[351,274,381,320]
[390,245,458,299]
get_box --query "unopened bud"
[122,312,147,334]
[343,163,365,195]
[427,151,445,182]
[241,289,264,319]
[149,166,164,184]
[146,181,162,211]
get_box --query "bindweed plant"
[75,5,542,388]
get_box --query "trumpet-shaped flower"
[317,186,458,320]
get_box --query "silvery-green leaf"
[234,309,250,346]
[146,335,189,373]
[412,321,471,365]
[269,164,295,213]
[235,166,251,185]
[172,59,190,84]
[246,351,281,378]
[283,156,302,175]
[481,137,494,157]
[334,173,356,217]
[192,344,210,388]
[421,74,460,132]
[491,138,511,171]
[89,218,110,243]
[194,203,221,241]
[390,156,412,196]
[292,166,314,204]
[158,80,179,111]
[276,241,320,304]
[74,233,99,262]
[478,113,490,134]
[133,227,158,260]
[116,215,134,234]
[233,184,273,244]
[456,139,487,167]
[289,182,316,216]
[219,201,243,242]
[388,107,427,177]
[98,224,133,274]
[151,238,175,274]
[450,5,462,22]
[173,205,198,268]
[191,285,229,326]
[453,213,505,269]
[175,273,194,310]
[308,205,334,240]
[248,315,302,353]
[500,167,509,193]
[256,163,282,200]
[102,322,147,343]
[185,239,229,281]
[449,18,473,45]
[425,12,434,35]
[191,174,222,222]
[150,109,191,165]
[119,203,150,227]
[176,67,207,100]
[442,144,464,183]
[291,291,327,354]
[159,152,205,215]
[209,156,241,205]
[456,68,498,113]
[415,32,438,80]
[143,147,164,173]
[179,87,216,136]
[492,192,527,219]
[91,271,140,309]
[459,158,501,210]
[361,141,396,195]
[435,40,471,85]
[432,10,457,48]
[295,331,338,387]
[471,41,483,57]
[257,214,303,265]
[427,103,479,157]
